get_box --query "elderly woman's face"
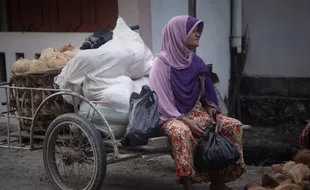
[186,26,200,49]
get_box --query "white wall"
[150,0,188,54]
[138,0,153,50]
[243,0,310,77]
[118,0,139,28]
[118,0,152,50]
[196,0,231,99]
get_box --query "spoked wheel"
[43,113,106,190]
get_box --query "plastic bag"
[194,126,240,172]
[80,30,113,50]
[121,85,161,146]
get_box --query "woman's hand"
[206,106,223,129]
[181,117,207,137]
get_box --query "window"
[0,53,7,83]
[15,53,24,60]
[35,53,41,59]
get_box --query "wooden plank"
[124,145,171,153]
[242,125,252,131]
[107,153,142,165]
[147,136,170,147]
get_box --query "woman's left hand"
[207,106,223,128]
[215,114,223,130]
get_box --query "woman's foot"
[209,182,232,190]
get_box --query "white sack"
[54,16,153,104]
[78,101,128,138]
[132,76,149,93]
[83,74,134,111]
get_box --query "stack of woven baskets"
[10,44,79,135]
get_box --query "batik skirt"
[162,103,245,184]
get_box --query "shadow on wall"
[239,76,310,126]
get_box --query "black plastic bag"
[80,30,113,50]
[79,24,140,50]
[194,126,240,172]
[121,85,161,146]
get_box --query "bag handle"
[143,91,158,109]
[147,91,157,103]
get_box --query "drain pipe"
[188,0,196,53]
[228,0,242,116]
[188,0,196,18]
[231,0,242,53]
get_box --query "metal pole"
[188,0,197,53]
[188,0,196,18]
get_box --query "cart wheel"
[43,113,106,190]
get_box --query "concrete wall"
[150,0,188,54]
[243,0,310,77]
[196,0,231,99]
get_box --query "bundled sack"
[132,76,149,93]
[60,44,76,53]
[82,74,134,111]
[11,58,32,74]
[29,59,49,73]
[78,101,128,138]
[194,126,240,172]
[121,85,161,146]
[39,47,61,64]
[54,16,153,101]
[78,74,134,137]
[293,149,310,167]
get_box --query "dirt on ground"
[0,146,274,190]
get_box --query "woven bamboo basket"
[10,69,74,135]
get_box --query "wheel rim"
[45,121,98,190]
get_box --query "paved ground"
[0,147,274,190]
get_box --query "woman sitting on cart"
[149,15,245,190]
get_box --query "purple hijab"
[149,15,219,123]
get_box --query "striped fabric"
[299,122,310,148]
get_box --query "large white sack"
[83,74,134,111]
[54,16,153,104]
[132,76,149,93]
[78,101,128,138]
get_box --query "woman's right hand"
[181,117,207,137]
